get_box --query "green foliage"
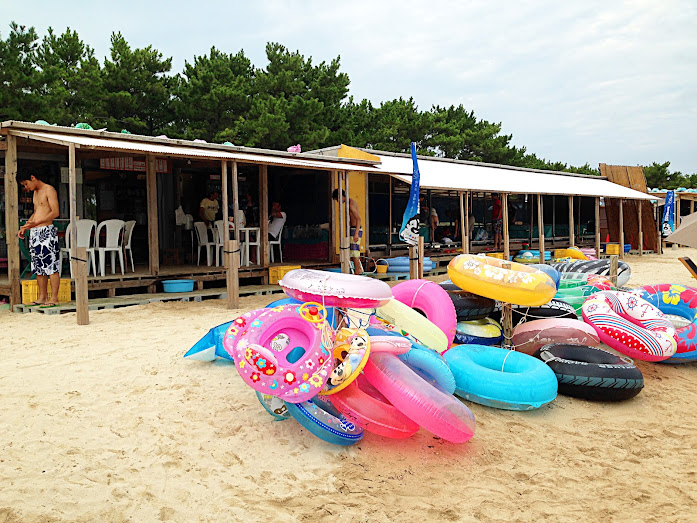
[101,32,173,135]
[0,23,41,121]
[34,27,103,126]
[0,21,692,182]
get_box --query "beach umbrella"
[665,212,697,248]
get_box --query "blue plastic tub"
[162,279,195,293]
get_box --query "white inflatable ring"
[280,269,392,308]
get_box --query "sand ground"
[1,247,696,522]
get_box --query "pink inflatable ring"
[231,304,334,403]
[279,269,392,308]
[391,279,457,347]
[582,291,677,362]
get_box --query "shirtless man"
[332,189,363,275]
[17,173,61,306]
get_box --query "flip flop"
[39,303,59,309]
[26,301,44,307]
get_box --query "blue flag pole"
[399,143,421,246]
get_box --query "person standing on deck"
[17,172,61,307]
[332,189,363,275]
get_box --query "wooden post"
[501,260,513,348]
[638,200,643,256]
[568,195,575,247]
[226,238,240,309]
[676,194,681,229]
[330,170,338,264]
[345,171,351,271]
[528,194,534,249]
[656,202,663,255]
[418,236,424,279]
[595,197,601,259]
[618,199,624,260]
[610,255,619,287]
[409,244,418,280]
[537,195,545,264]
[690,199,694,216]
[502,193,510,261]
[259,165,269,279]
[146,154,159,276]
[387,175,393,256]
[460,191,468,253]
[69,144,89,325]
[73,246,89,325]
[4,134,20,308]
[338,171,349,273]
[221,160,229,226]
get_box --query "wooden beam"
[619,199,624,260]
[338,171,347,273]
[330,170,338,264]
[638,200,643,256]
[364,171,370,258]
[387,175,393,256]
[146,154,159,276]
[595,197,601,259]
[537,195,545,264]
[259,165,269,275]
[344,171,352,272]
[227,161,240,309]
[418,236,425,279]
[5,135,20,307]
[568,195,575,247]
[459,191,467,253]
[221,161,229,226]
[501,261,513,348]
[502,193,510,261]
[69,143,89,325]
[610,255,619,286]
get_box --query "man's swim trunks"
[350,226,363,257]
[29,224,60,276]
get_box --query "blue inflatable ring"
[398,346,456,394]
[530,264,560,289]
[444,345,558,410]
[285,397,364,446]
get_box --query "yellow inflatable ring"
[447,254,556,307]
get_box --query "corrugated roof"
[370,151,655,200]
[2,123,381,172]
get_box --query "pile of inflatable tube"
[184,254,694,446]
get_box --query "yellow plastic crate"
[21,278,72,304]
[486,252,504,259]
[269,265,301,285]
[605,243,620,255]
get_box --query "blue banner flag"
[662,190,675,237]
[399,143,421,245]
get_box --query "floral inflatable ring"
[230,304,334,403]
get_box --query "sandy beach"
[2,247,697,522]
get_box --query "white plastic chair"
[214,219,226,266]
[59,219,97,277]
[194,221,215,266]
[96,219,125,276]
[123,220,136,272]
[269,224,284,263]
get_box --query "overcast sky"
[4,0,696,174]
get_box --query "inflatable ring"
[551,259,631,287]
[321,329,370,395]
[535,343,643,401]
[454,318,503,346]
[439,282,495,320]
[231,304,333,403]
[285,397,364,446]
[495,298,578,328]
[330,375,420,439]
[391,279,457,346]
[386,256,434,273]
[448,254,556,306]
[368,334,411,355]
[376,299,448,353]
[632,284,697,362]
[398,346,456,394]
[444,345,558,410]
[512,318,600,355]
[266,297,339,329]
[222,309,266,359]
[255,391,291,421]
[530,264,560,289]
[363,353,476,443]
[582,291,677,361]
[279,268,392,308]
